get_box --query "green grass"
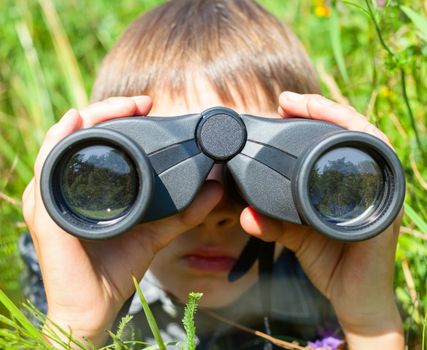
[0,0,426,348]
[0,277,199,349]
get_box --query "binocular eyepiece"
[41,107,405,241]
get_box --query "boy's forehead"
[148,75,279,119]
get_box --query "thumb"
[240,207,312,253]
[129,180,224,251]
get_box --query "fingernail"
[132,95,150,103]
[312,96,334,106]
[61,108,78,122]
[373,128,389,143]
[105,97,129,105]
[283,91,304,102]
[248,207,261,223]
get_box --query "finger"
[279,92,367,128]
[278,92,391,145]
[240,207,312,253]
[22,177,35,204]
[277,105,292,118]
[80,96,152,128]
[33,109,82,178]
[22,178,35,226]
[127,180,224,252]
[22,181,43,253]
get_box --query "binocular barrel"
[41,107,405,241]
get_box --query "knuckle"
[33,161,40,178]
[305,95,322,117]
[310,93,323,100]
[22,180,33,201]
[362,123,378,136]
[33,154,45,177]
[362,123,373,133]
[22,196,34,226]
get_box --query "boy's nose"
[200,202,238,231]
[200,164,240,231]
[206,164,226,183]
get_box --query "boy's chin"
[171,271,258,309]
[197,294,239,309]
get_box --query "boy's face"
[147,82,282,308]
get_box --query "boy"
[21,0,404,348]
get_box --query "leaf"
[404,203,427,234]
[401,6,427,42]
[0,290,51,348]
[341,0,370,18]
[329,8,350,83]
[132,276,166,350]
[38,0,88,107]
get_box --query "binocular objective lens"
[61,145,138,221]
[308,147,384,226]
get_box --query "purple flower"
[307,336,345,350]
[377,0,386,8]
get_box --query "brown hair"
[91,0,320,111]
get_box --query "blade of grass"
[422,311,426,350]
[0,136,33,183]
[329,7,350,83]
[405,203,427,234]
[0,290,52,347]
[23,301,92,350]
[15,19,56,131]
[132,276,166,350]
[38,0,88,108]
[401,6,427,42]
[341,0,370,17]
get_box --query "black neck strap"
[228,236,275,349]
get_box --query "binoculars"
[41,107,405,241]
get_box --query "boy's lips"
[181,247,237,272]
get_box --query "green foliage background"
[0,0,426,348]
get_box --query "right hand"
[22,96,223,347]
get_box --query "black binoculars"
[41,107,405,241]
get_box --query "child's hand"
[241,92,404,349]
[22,96,223,347]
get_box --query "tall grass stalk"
[364,0,426,161]
[0,280,203,349]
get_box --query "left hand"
[240,92,404,346]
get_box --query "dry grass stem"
[401,257,421,323]
[0,191,22,207]
[388,113,408,139]
[202,309,309,350]
[400,226,427,240]
[365,89,378,120]
[316,63,349,106]
[410,154,427,191]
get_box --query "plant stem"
[400,69,426,160]
[364,0,393,55]
[364,0,425,161]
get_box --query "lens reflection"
[61,145,138,221]
[308,147,383,226]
